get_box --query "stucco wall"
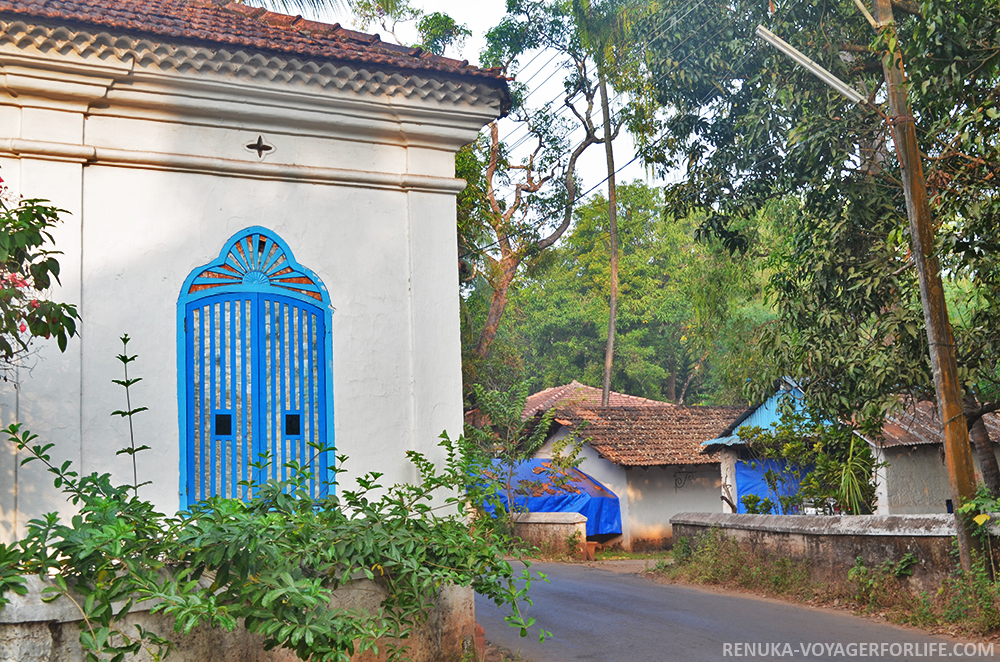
[537,429,724,550]
[626,464,722,549]
[876,443,1000,515]
[672,512,957,593]
[0,32,499,541]
[537,428,630,547]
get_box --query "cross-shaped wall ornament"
[245,135,274,159]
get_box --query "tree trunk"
[474,257,517,359]
[598,65,619,408]
[966,393,1000,498]
[667,358,677,403]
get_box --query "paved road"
[476,562,989,662]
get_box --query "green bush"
[0,340,545,662]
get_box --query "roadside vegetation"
[594,548,670,562]
[662,531,1000,637]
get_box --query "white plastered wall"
[0,35,498,541]
[536,427,630,548]
[537,428,725,549]
[875,443,1000,515]
[625,464,722,547]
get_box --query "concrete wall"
[0,576,474,662]
[512,512,587,557]
[875,443,1000,515]
[671,512,957,592]
[0,22,500,540]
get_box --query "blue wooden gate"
[178,227,333,508]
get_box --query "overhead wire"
[496,0,715,150]
[463,0,806,259]
[462,10,747,259]
[497,0,732,199]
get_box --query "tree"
[460,2,622,385]
[0,181,79,373]
[501,181,755,404]
[571,0,628,407]
[640,0,1000,471]
[464,0,656,395]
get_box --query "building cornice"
[0,19,507,114]
[0,138,467,192]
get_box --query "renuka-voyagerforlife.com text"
[723,642,995,658]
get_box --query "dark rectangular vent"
[285,413,301,437]
[215,413,232,436]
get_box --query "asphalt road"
[475,562,991,662]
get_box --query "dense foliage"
[462,180,769,404]
[638,0,1000,431]
[0,346,543,662]
[0,181,79,369]
[0,426,541,662]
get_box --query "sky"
[314,0,667,203]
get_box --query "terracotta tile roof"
[553,405,746,466]
[877,398,1000,448]
[522,380,673,420]
[0,0,510,87]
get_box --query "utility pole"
[872,0,978,570]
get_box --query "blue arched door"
[177,227,334,507]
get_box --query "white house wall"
[0,33,496,541]
[536,428,630,549]
[877,444,1000,515]
[626,464,721,549]
[537,428,725,550]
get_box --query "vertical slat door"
[186,292,326,502]
[186,294,254,501]
[259,293,327,499]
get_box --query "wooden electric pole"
[872,0,978,570]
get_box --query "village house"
[526,381,744,550]
[0,0,509,542]
[869,399,1000,515]
[702,383,1000,515]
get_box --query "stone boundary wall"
[671,512,959,592]
[513,512,587,557]
[0,577,474,662]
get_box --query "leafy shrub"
[0,341,545,661]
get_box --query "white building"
[0,0,508,541]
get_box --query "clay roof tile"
[0,0,510,92]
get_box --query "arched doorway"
[177,227,333,507]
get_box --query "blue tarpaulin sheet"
[735,459,805,514]
[482,459,622,537]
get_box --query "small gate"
[177,227,334,508]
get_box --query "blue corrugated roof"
[701,385,805,447]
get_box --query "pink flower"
[4,273,27,288]
[30,299,39,309]
[18,322,26,333]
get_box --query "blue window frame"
[177,227,334,508]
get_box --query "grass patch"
[660,530,1000,636]
[595,548,671,562]
[665,530,818,600]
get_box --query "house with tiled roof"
[702,383,1000,516]
[526,382,745,550]
[867,399,1000,515]
[0,0,508,544]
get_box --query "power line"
[464,0,803,259]
[496,0,715,149]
